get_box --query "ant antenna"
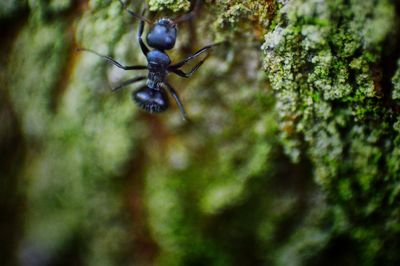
[118,0,152,24]
[172,0,201,24]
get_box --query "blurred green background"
[1,0,400,265]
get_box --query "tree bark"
[1,0,399,265]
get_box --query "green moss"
[210,0,274,41]
[27,0,72,20]
[393,59,400,100]
[8,19,68,139]
[6,3,143,265]
[148,0,190,12]
[144,71,281,265]
[0,0,27,19]
[262,0,400,263]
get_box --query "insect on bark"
[78,0,219,121]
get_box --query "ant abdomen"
[133,87,169,113]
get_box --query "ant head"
[146,19,177,50]
[133,87,169,113]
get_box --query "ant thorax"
[146,50,171,85]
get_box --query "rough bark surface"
[0,0,399,265]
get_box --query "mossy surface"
[3,1,142,265]
[262,0,400,264]
[393,59,400,100]
[0,0,27,19]
[149,0,191,12]
[1,0,399,265]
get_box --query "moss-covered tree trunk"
[1,0,399,265]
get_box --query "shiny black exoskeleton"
[79,0,218,120]
[147,19,177,50]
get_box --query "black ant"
[79,0,218,121]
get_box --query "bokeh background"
[1,0,400,265]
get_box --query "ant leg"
[171,54,209,78]
[77,48,147,70]
[164,82,188,121]
[138,17,149,56]
[118,0,150,56]
[118,0,151,23]
[112,76,146,92]
[168,43,219,70]
[173,0,201,24]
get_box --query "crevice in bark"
[0,90,26,266]
[0,8,29,266]
[123,147,160,265]
[379,0,400,113]
[49,0,90,112]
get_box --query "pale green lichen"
[262,0,400,263]
[148,0,190,12]
[210,0,273,41]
